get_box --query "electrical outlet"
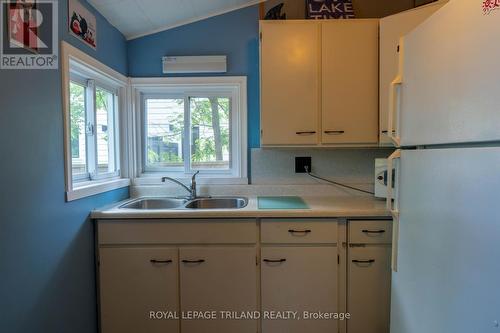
[295,157,311,173]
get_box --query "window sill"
[66,178,130,202]
[133,176,248,186]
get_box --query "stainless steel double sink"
[119,197,248,210]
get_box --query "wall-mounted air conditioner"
[162,56,227,74]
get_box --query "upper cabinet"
[260,21,320,145]
[379,1,447,145]
[322,20,379,145]
[260,20,379,147]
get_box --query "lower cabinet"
[99,247,180,333]
[261,246,339,333]
[97,218,391,333]
[348,246,391,333]
[179,247,257,333]
[99,246,257,333]
[347,220,392,333]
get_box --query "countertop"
[91,193,390,220]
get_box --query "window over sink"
[131,77,248,184]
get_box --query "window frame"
[67,78,89,182]
[93,84,120,180]
[130,77,248,185]
[61,42,130,201]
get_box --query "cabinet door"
[321,20,379,145]
[379,2,445,145]
[261,246,338,333]
[348,245,391,333]
[99,247,179,333]
[260,21,320,145]
[179,247,257,333]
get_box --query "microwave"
[375,158,395,199]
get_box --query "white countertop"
[92,185,389,219]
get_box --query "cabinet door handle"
[352,259,375,264]
[295,131,316,135]
[263,258,287,263]
[362,229,386,234]
[288,229,311,234]
[181,259,205,264]
[324,130,345,135]
[150,259,173,264]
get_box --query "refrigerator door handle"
[388,76,403,147]
[386,150,401,214]
[387,149,401,272]
[388,37,405,147]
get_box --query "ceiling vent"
[162,56,227,74]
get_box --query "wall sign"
[306,0,355,19]
[483,0,500,14]
[68,0,96,49]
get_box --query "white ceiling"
[89,0,264,40]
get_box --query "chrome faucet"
[161,171,200,200]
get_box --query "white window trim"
[61,41,130,201]
[129,76,248,185]
[65,178,130,202]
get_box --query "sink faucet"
[161,171,200,200]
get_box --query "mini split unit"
[162,55,227,74]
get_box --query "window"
[144,96,231,171]
[69,78,119,181]
[132,77,247,183]
[62,42,129,201]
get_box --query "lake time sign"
[306,0,355,19]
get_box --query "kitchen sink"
[119,197,248,210]
[184,197,248,209]
[120,198,187,210]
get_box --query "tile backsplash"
[251,148,393,191]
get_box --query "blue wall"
[1,4,260,332]
[0,1,129,332]
[127,5,261,149]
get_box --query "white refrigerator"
[386,0,500,332]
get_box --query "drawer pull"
[352,259,375,264]
[288,229,312,234]
[182,259,205,264]
[150,259,173,264]
[263,258,287,263]
[362,229,386,234]
[324,130,345,135]
[295,131,316,135]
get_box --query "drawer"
[98,219,257,245]
[261,219,338,244]
[349,220,392,244]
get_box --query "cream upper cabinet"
[260,19,379,147]
[379,1,447,145]
[260,21,320,146]
[322,20,379,145]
